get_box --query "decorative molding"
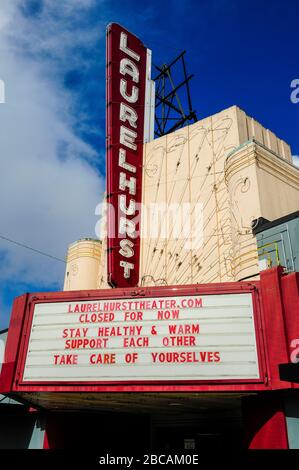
[225,141,299,190]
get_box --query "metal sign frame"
[1,281,269,394]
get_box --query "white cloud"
[13,0,101,70]
[0,0,105,289]
[292,155,299,167]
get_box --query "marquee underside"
[11,391,252,424]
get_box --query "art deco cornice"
[225,139,299,190]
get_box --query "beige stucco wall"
[64,105,299,291]
[225,140,299,280]
[138,105,297,286]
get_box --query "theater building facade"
[1,24,299,450]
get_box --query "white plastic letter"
[119,32,140,62]
[119,194,136,215]
[120,79,139,103]
[119,149,136,173]
[120,261,134,278]
[120,58,139,83]
[119,239,134,258]
[119,217,137,238]
[119,172,136,195]
[120,103,138,128]
[120,126,137,151]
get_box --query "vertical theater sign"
[106,23,154,287]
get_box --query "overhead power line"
[0,234,66,263]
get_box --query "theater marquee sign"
[22,292,259,383]
[106,23,153,288]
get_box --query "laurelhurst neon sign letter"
[118,32,140,279]
[106,23,148,287]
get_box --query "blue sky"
[0,0,298,329]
